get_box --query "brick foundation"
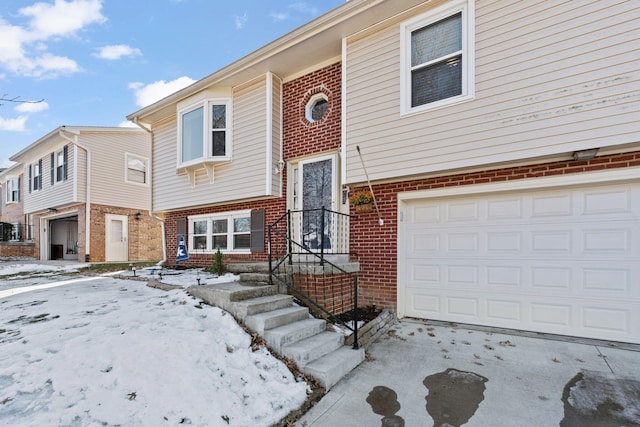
[292,273,354,316]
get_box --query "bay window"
[178,99,231,168]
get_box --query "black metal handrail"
[268,207,359,349]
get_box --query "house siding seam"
[349,150,640,309]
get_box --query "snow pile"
[0,276,309,426]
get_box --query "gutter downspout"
[59,127,92,262]
[132,117,167,266]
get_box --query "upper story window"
[5,178,20,203]
[400,0,474,115]
[30,160,42,192]
[126,154,148,184]
[56,146,68,182]
[178,99,232,168]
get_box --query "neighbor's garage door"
[401,182,640,344]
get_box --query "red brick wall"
[0,242,35,258]
[293,273,354,316]
[283,62,342,159]
[350,151,640,309]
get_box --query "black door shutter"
[250,209,265,253]
[50,153,55,185]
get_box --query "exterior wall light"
[572,148,599,161]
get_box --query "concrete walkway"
[297,319,640,426]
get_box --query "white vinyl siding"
[84,130,150,210]
[152,75,279,212]
[23,145,78,214]
[344,0,640,184]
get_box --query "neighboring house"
[0,163,35,258]
[8,126,163,263]
[128,0,639,344]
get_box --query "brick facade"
[30,203,162,263]
[282,62,342,159]
[349,151,640,308]
[89,204,163,263]
[164,197,285,268]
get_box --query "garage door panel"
[401,181,640,343]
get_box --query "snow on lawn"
[0,272,309,426]
[0,262,86,293]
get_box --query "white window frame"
[400,0,475,116]
[177,98,232,169]
[56,149,66,182]
[32,161,42,192]
[188,210,250,254]
[305,93,329,123]
[5,178,20,203]
[125,153,149,185]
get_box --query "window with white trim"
[31,160,42,191]
[56,147,68,182]
[189,211,251,253]
[126,154,148,184]
[400,0,474,114]
[178,99,231,168]
[5,178,20,203]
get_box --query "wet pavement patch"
[366,386,405,426]
[423,368,488,427]
[560,370,640,427]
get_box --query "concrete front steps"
[188,281,364,390]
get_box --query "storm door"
[294,155,336,252]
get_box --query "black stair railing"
[268,208,359,349]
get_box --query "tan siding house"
[343,0,639,183]
[128,0,640,344]
[8,126,163,263]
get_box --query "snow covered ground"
[0,263,310,426]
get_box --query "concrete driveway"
[298,319,640,426]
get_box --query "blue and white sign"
[176,235,189,263]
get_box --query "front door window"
[299,156,335,251]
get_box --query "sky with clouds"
[0,0,344,167]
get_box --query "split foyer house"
[6,126,163,263]
[128,0,639,344]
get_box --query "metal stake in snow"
[356,145,384,226]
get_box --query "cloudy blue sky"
[0,0,344,167]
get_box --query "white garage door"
[401,181,640,344]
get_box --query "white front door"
[295,155,336,251]
[105,214,128,262]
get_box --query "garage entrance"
[399,176,640,344]
[48,216,79,260]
